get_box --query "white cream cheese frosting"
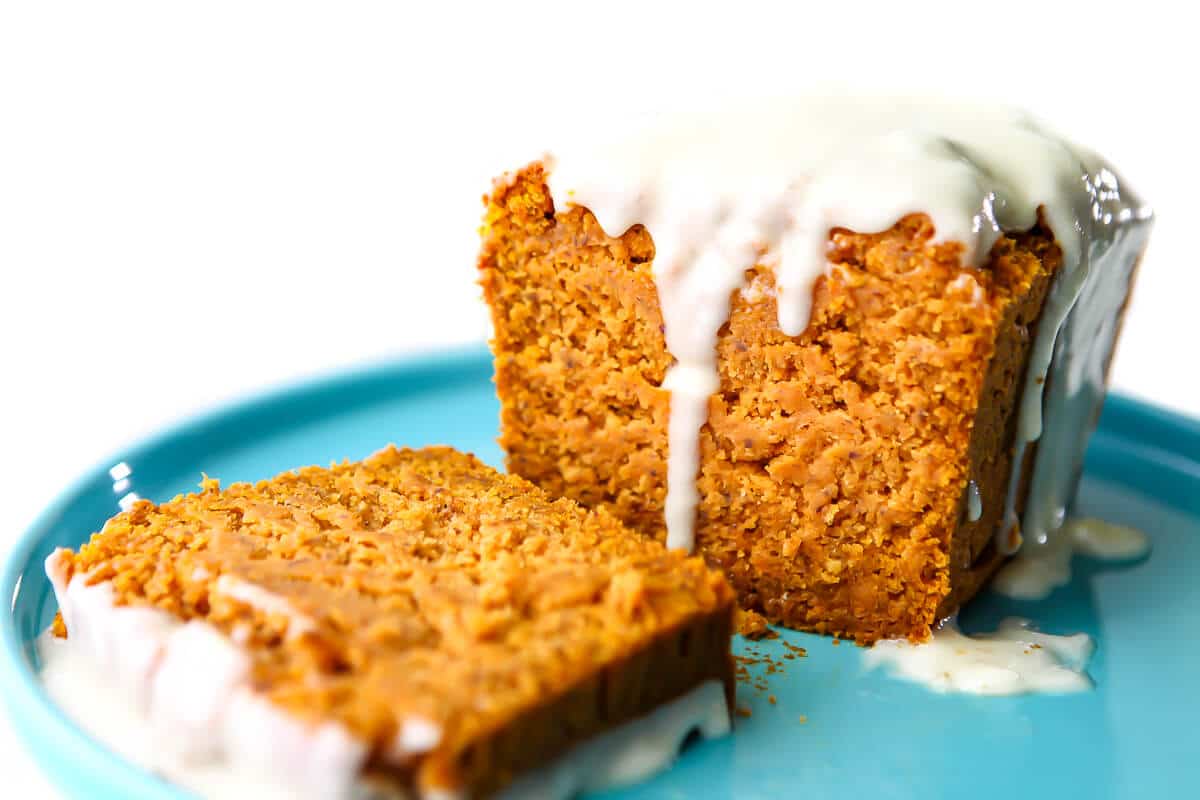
[990,516,1151,600]
[496,680,729,799]
[965,480,983,524]
[41,550,730,799]
[862,517,1147,693]
[864,617,1094,695]
[43,549,374,800]
[546,96,1151,558]
[212,574,317,641]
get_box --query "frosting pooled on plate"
[865,517,1148,693]
[990,516,1151,600]
[864,617,1094,695]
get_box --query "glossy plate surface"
[3,346,1198,798]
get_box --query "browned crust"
[55,445,736,797]
[413,608,734,796]
[480,162,1062,644]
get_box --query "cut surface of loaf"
[480,145,1144,644]
[49,445,736,798]
[481,164,1053,642]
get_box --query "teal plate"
[3,346,1199,798]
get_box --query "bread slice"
[48,445,735,798]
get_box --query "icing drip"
[773,130,1001,337]
[546,97,1150,555]
[655,213,761,550]
[966,480,983,523]
[991,517,1150,601]
[999,168,1150,554]
[864,617,1093,695]
[497,680,729,799]
[213,574,317,640]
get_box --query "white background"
[1,1,1195,795]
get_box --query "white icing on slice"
[40,633,310,800]
[966,480,983,523]
[214,574,317,640]
[864,617,1093,695]
[43,549,369,800]
[991,517,1150,600]
[999,168,1149,555]
[149,620,251,763]
[545,97,1150,557]
[41,550,731,799]
[219,689,377,800]
[388,716,443,761]
[497,680,729,799]
[46,563,176,711]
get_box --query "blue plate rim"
[3,343,1198,797]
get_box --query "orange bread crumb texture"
[57,446,735,795]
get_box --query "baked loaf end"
[481,162,1061,644]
